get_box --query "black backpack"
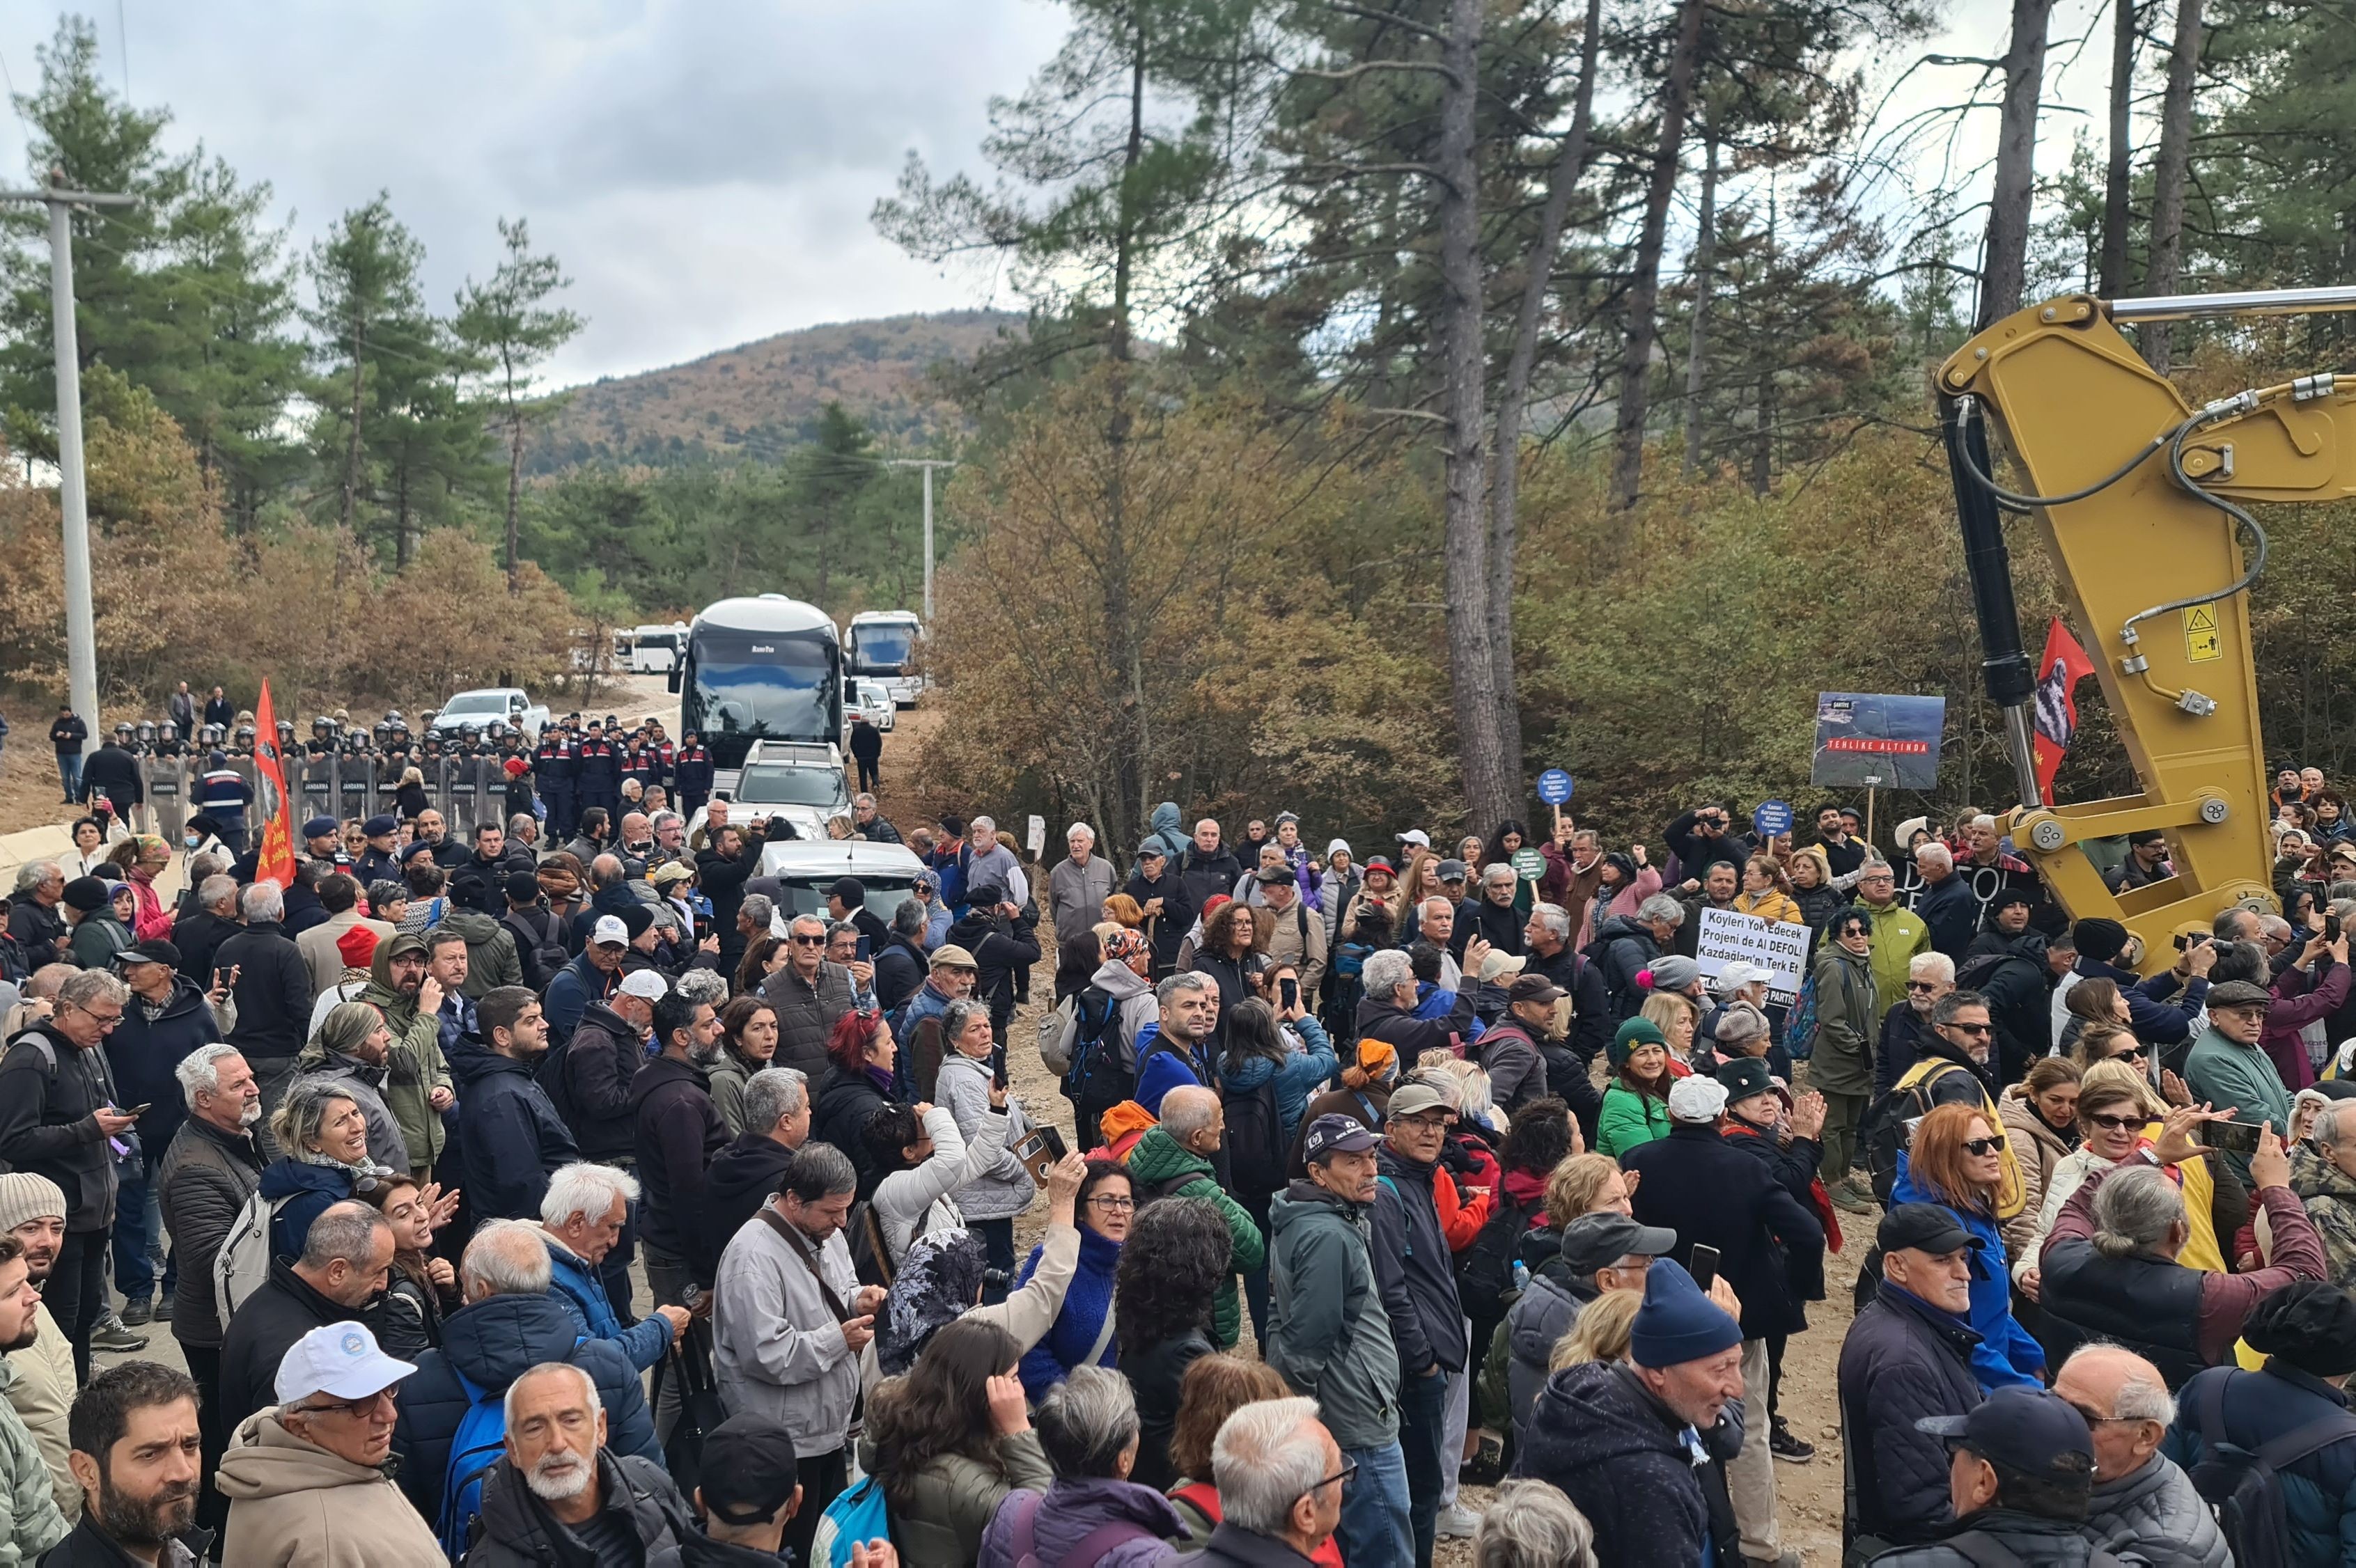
[1221,1072,1288,1199]
[505,908,568,991]
[2187,1370,2356,1568]
[1455,1184,1545,1322]
[1059,986,1131,1107]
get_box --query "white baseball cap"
[274,1322,414,1405]
[1396,829,1431,849]
[617,969,669,1001]
[591,914,630,947]
[1715,962,1772,995]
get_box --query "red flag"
[2031,618,2097,802]
[251,680,298,888]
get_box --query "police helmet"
[134,720,156,744]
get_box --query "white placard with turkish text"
[1695,906,1815,1006]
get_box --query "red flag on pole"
[2031,618,2097,802]
[251,680,297,888]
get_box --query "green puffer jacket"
[1596,1082,1669,1159]
[0,1359,67,1567]
[861,1429,1052,1568]
[327,934,450,1171]
[1123,1127,1267,1350]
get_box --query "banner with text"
[1811,691,1947,791]
[1695,906,1815,1005]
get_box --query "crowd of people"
[6,745,2356,1567]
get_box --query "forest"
[3,6,2356,853]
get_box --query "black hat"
[1879,1202,1977,1260]
[399,840,436,865]
[1557,1212,1678,1277]
[2126,829,2168,848]
[1505,973,1565,1008]
[361,814,398,838]
[504,871,542,905]
[967,883,1005,909]
[1715,1056,1776,1104]
[2072,918,2129,964]
[618,903,655,940]
[2244,1280,2356,1377]
[1917,1386,2093,1481]
[112,938,180,971]
[696,1412,800,1526]
[2206,979,2275,1011]
[61,877,109,914]
[1301,1113,1380,1162]
[828,877,868,906]
[1252,865,1297,886]
[1985,885,2038,914]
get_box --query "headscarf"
[313,1000,387,1063]
[1355,1040,1398,1082]
[876,1228,989,1378]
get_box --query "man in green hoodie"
[1123,1086,1265,1350]
[345,932,451,1178]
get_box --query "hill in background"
[529,309,1020,472]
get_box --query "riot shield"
[143,754,188,841]
[340,755,376,830]
[299,755,338,835]
[423,756,455,827]
[448,755,483,837]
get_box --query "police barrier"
[142,754,188,841]
[299,755,337,836]
[340,755,376,831]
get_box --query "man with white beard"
[460,1362,696,1567]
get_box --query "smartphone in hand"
[1688,1244,1721,1292]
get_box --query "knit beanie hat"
[61,876,108,914]
[1629,1257,1742,1370]
[335,923,380,971]
[0,1173,65,1234]
[2072,918,2130,965]
[1609,1017,1667,1069]
[1355,1040,1398,1081]
[1646,956,1701,994]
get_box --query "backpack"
[439,1335,588,1556]
[811,1472,897,1568]
[1860,1057,2027,1220]
[1783,971,1820,1060]
[1221,1072,1288,1198]
[212,1189,295,1330]
[1324,941,1372,1035]
[2187,1370,2356,1568]
[1045,985,1123,1088]
[846,1199,925,1289]
[504,908,568,989]
[1456,1184,1545,1321]
[1004,1488,1157,1568]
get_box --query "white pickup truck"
[429,687,549,742]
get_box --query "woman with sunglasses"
[2009,1062,2245,1301]
[1888,1101,2047,1391]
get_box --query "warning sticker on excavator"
[2184,604,2222,661]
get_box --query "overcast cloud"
[0,1,2128,391]
[0,1,1067,386]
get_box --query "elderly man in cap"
[1472,971,1564,1115]
[104,938,226,1327]
[543,910,630,1046]
[1259,861,1327,999]
[215,1323,445,1564]
[2183,978,2294,1176]
[1625,1071,1821,1567]
[1879,1388,2104,1566]
[1369,1079,1469,1558]
[1501,1209,1677,1445]
[892,939,976,1074]
[0,1173,80,1522]
[1123,840,1183,978]
[2051,1344,2229,1567]
[1839,1204,1986,1551]
[1522,1258,1747,1567]
[1267,1113,1409,1568]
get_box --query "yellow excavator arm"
[1936,286,2356,968]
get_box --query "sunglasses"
[788,934,827,946]
[1960,1136,2005,1157]
[1905,980,1941,994]
[1944,1021,1993,1035]
[2112,1045,2149,1061]
[2084,1111,2144,1131]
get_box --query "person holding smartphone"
[2183,980,2295,1180]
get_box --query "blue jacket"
[1222,1016,1339,1143]
[257,1157,357,1265]
[544,1236,671,1373]
[1890,1156,2045,1392]
[2164,1362,2356,1567]
[1017,1224,1121,1401]
[389,1290,660,1521]
[540,949,614,1045]
[1413,981,1486,1043]
[446,1035,579,1224]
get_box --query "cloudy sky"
[0,0,2114,391]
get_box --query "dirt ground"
[70,683,1865,1563]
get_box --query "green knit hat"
[1609,1017,1667,1069]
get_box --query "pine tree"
[455,217,583,591]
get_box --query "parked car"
[687,739,852,846]
[430,687,549,742]
[756,838,927,936]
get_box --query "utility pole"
[885,459,955,620]
[1,176,138,757]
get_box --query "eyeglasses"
[1944,1021,1993,1035]
[1306,1455,1359,1496]
[1960,1136,2006,1157]
[1905,981,1941,994]
[1086,1195,1137,1212]
[2084,1111,2145,1132]
[788,934,827,946]
[69,1003,123,1029]
[292,1389,396,1420]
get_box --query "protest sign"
[1536,769,1573,805]
[1695,906,1815,1005]
[1811,692,1947,790]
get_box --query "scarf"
[1723,1118,1841,1254]
[1016,1224,1121,1397]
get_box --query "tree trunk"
[1610,0,1707,511]
[1683,104,1721,478]
[394,459,413,570]
[1104,13,1148,853]
[504,372,525,594]
[2142,0,2205,373]
[1486,0,1602,815]
[1978,0,2055,329]
[1752,176,1778,493]
[339,309,366,533]
[2097,0,2138,297]
[1437,0,1509,825]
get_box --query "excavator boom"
[1938,290,2356,966]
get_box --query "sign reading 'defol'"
[1695,907,1815,1006]
[1811,692,1947,791]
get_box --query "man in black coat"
[449,987,579,1223]
[629,993,728,1340]
[212,881,315,1127]
[77,735,143,822]
[1524,901,1614,1072]
[1665,805,1752,885]
[944,884,1043,1045]
[1869,1388,2105,1568]
[217,1202,394,1436]
[446,820,513,916]
[1353,947,1479,1060]
[871,900,930,1019]
[1837,1203,1985,1553]
[696,815,769,977]
[1172,817,1242,930]
[170,875,242,987]
[1914,843,1980,964]
[104,941,226,1324]
[1368,1082,1465,1567]
[699,1068,809,1286]
[1625,1073,1825,1567]
[1588,900,1685,1022]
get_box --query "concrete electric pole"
[885,459,955,620]
[1,177,138,755]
